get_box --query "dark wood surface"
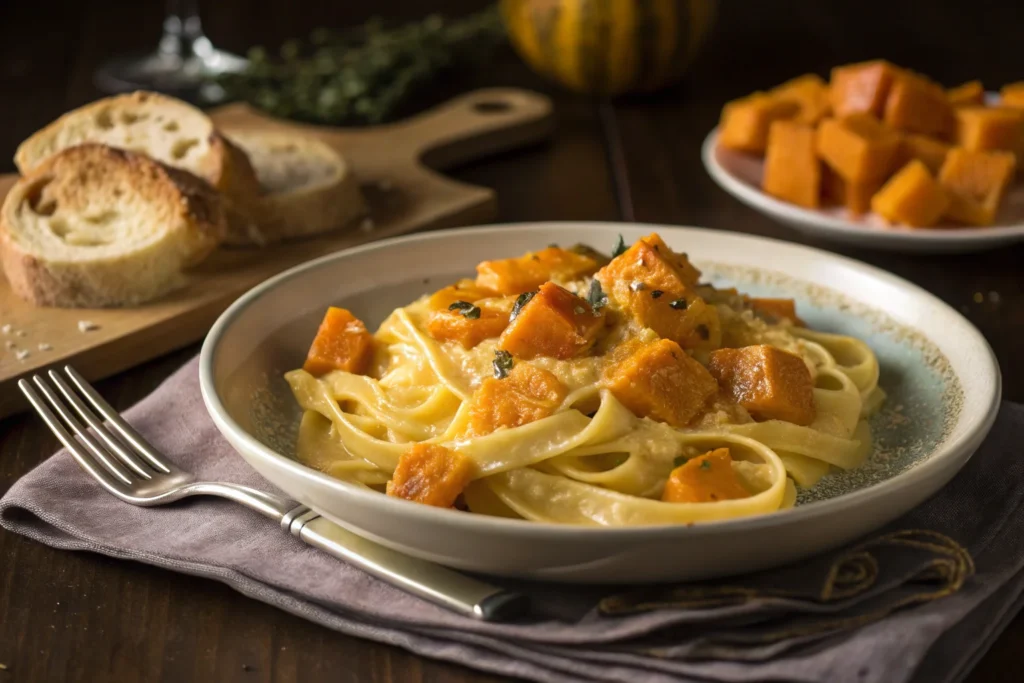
[1,1,1022,681]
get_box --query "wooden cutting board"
[0,87,553,419]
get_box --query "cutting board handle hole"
[472,100,513,114]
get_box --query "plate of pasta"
[200,223,999,582]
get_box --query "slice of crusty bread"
[14,91,262,244]
[225,130,366,244]
[0,144,227,308]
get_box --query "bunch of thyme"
[216,6,505,125]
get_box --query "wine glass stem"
[160,0,205,58]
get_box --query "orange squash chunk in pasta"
[302,307,374,376]
[386,444,476,508]
[595,235,720,351]
[748,298,805,326]
[662,448,751,504]
[475,247,599,295]
[499,282,604,360]
[708,345,816,426]
[426,280,510,349]
[603,339,718,427]
[469,363,568,435]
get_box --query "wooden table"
[1,1,1022,680]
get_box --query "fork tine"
[63,367,172,474]
[19,378,135,490]
[47,370,153,480]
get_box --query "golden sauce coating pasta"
[287,235,882,526]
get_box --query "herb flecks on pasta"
[287,234,883,526]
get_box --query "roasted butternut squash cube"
[870,160,950,227]
[718,93,799,154]
[638,233,702,287]
[468,363,568,435]
[708,345,816,426]
[1000,82,1024,109]
[425,279,510,348]
[882,73,955,138]
[821,165,880,215]
[771,74,831,125]
[817,115,901,183]
[386,444,475,508]
[829,60,901,118]
[498,282,604,360]
[955,107,1024,153]
[897,133,951,174]
[427,311,509,349]
[938,148,1017,226]
[662,448,751,504]
[303,307,374,376]
[748,298,804,326]
[603,339,718,427]
[948,80,985,107]
[762,121,821,209]
[476,247,599,295]
[595,236,720,351]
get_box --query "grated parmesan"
[78,320,100,333]
[1,324,11,334]
[38,343,53,351]
[15,349,29,361]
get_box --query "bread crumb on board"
[15,349,30,361]
[1,324,11,335]
[4,341,14,350]
[77,320,100,333]
[38,342,52,351]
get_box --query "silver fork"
[19,366,528,621]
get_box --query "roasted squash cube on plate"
[604,339,718,427]
[822,165,881,216]
[386,443,475,508]
[303,307,375,376]
[762,120,821,209]
[882,72,955,138]
[871,160,950,228]
[708,345,816,426]
[662,448,751,504]
[1000,82,1024,109]
[955,107,1024,153]
[896,133,951,175]
[938,148,1017,226]
[499,282,604,360]
[475,246,599,295]
[469,363,568,435]
[718,93,800,154]
[816,114,901,184]
[771,74,832,125]
[947,80,985,107]
[829,60,902,118]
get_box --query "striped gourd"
[500,0,717,96]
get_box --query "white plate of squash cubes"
[703,61,1024,252]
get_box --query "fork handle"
[285,507,529,621]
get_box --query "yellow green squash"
[501,0,717,96]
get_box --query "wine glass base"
[94,49,247,104]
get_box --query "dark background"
[1,1,1022,681]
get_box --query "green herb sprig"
[217,7,506,125]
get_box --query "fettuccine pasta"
[287,234,881,526]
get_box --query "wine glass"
[93,0,247,103]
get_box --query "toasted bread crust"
[0,143,227,307]
[225,130,366,244]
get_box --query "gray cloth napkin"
[2,356,1022,683]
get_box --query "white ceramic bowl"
[200,223,1000,583]
[702,129,1024,253]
